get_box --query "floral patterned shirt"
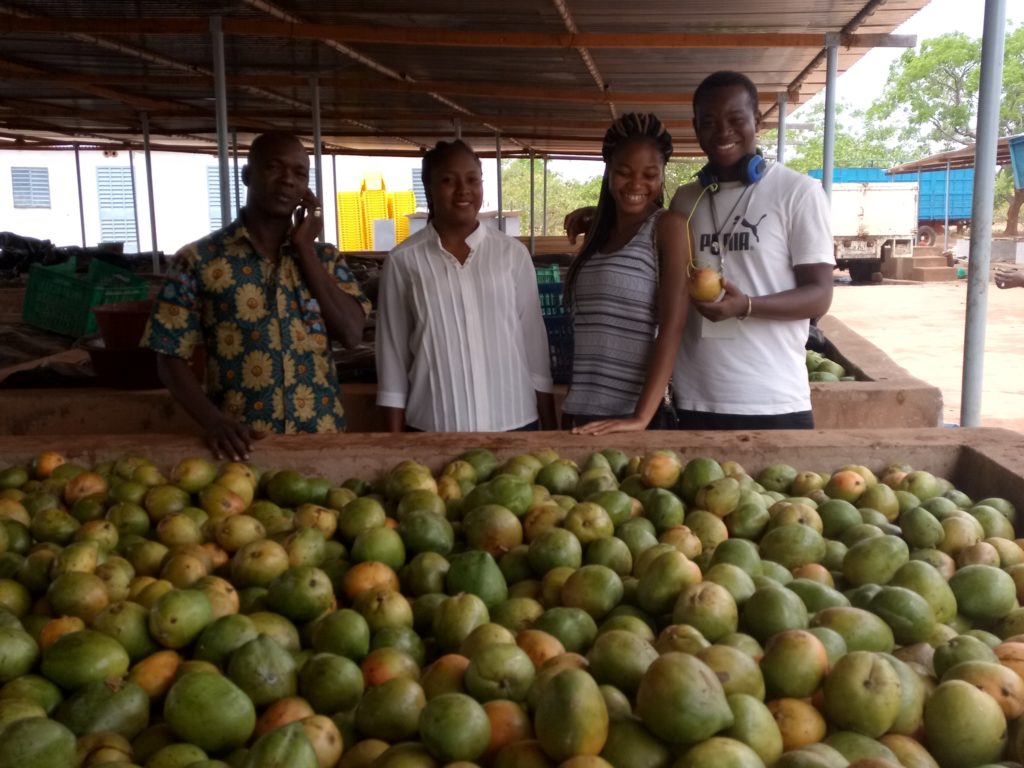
[142,218,371,434]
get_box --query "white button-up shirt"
[376,221,554,432]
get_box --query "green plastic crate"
[22,258,150,337]
[535,264,561,284]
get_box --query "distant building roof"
[887,135,1022,174]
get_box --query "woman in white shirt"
[375,140,556,432]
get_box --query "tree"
[499,158,601,237]
[866,27,1024,234]
[772,103,912,175]
[500,157,702,238]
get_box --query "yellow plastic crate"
[337,192,366,251]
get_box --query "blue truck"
[810,167,974,246]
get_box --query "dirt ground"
[826,268,1024,434]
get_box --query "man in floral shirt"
[143,132,371,460]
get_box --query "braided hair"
[566,113,673,301]
[601,112,673,165]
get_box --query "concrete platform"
[0,317,942,435]
[0,428,1022,514]
[882,246,958,282]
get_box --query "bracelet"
[739,295,753,320]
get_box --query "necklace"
[708,184,757,276]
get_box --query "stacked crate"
[389,190,417,244]
[535,265,571,385]
[361,174,389,250]
[337,192,365,251]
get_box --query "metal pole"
[332,153,340,246]
[529,150,536,255]
[453,118,462,140]
[776,92,788,165]
[542,156,549,236]
[821,33,839,200]
[495,133,504,233]
[310,75,324,243]
[74,145,87,247]
[960,0,1006,427]
[944,161,951,252]
[211,16,232,226]
[128,150,140,255]
[141,113,160,273]
[232,129,241,213]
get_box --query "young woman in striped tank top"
[561,113,691,433]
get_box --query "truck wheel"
[849,262,874,282]
[917,225,937,246]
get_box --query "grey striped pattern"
[562,213,660,417]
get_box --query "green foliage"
[779,103,912,174]
[500,157,704,237]
[500,159,601,236]
[865,27,1024,155]
[665,159,704,202]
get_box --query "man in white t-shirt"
[568,70,835,430]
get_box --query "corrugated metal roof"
[0,0,929,157]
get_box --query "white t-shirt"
[376,221,553,432]
[668,163,834,415]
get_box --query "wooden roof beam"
[0,56,198,114]
[0,16,916,49]
[320,78,785,106]
[550,0,615,120]
[0,68,790,98]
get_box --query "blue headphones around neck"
[697,150,767,190]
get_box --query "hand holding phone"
[291,192,324,246]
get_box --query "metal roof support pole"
[776,92,788,165]
[496,133,505,233]
[542,156,549,236]
[529,150,536,255]
[128,150,141,256]
[310,75,325,243]
[140,112,160,274]
[74,145,86,248]
[332,154,340,247]
[453,119,462,140]
[944,161,951,252]
[961,0,1006,427]
[211,16,232,227]
[232,130,241,212]
[821,33,839,200]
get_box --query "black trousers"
[672,409,814,430]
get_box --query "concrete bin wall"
[811,315,943,429]
[0,317,941,435]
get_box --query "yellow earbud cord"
[685,183,716,277]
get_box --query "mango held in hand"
[689,267,724,302]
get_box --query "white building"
[1,148,507,258]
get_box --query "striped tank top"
[561,210,661,417]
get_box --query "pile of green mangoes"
[807,350,855,382]
[0,446,1020,768]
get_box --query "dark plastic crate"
[536,280,572,384]
[22,258,150,337]
[544,314,573,386]
[538,281,566,317]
